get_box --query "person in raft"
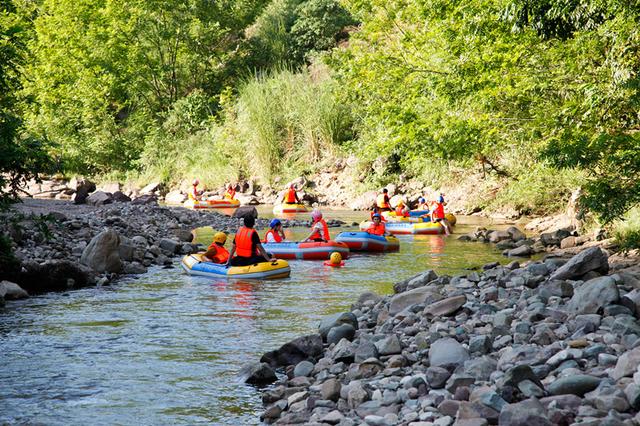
[417,197,430,212]
[367,213,388,236]
[376,188,391,211]
[369,206,387,221]
[226,216,275,266]
[395,200,410,217]
[224,184,236,200]
[189,179,204,201]
[431,194,452,235]
[203,232,230,264]
[282,184,302,205]
[264,219,286,243]
[303,209,330,242]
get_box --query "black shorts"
[230,255,266,266]
[434,218,444,222]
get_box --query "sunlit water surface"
[0,208,513,425]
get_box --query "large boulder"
[238,362,277,385]
[566,276,619,315]
[86,191,113,206]
[232,206,257,220]
[261,334,323,367]
[549,247,609,280]
[0,280,28,299]
[389,285,436,316]
[165,190,187,205]
[72,179,96,204]
[319,312,358,339]
[18,260,94,294]
[131,194,158,205]
[429,337,469,368]
[111,191,131,202]
[80,229,123,273]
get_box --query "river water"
[0,209,511,425]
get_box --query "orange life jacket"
[432,202,445,219]
[235,226,257,257]
[285,188,297,204]
[205,243,229,264]
[367,222,386,236]
[395,206,408,217]
[309,219,330,241]
[376,194,390,209]
[263,229,283,243]
[225,188,236,199]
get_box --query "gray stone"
[518,379,545,398]
[80,229,122,273]
[612,346,640,381]
[429,337,469,368]
[131,194,158,205]
[423,294,466,317]
[445,374,475,393]
[158,238,180,254]
[86,190,113,206]
[0,281,28,300]
[548,374,601,396]
[375,334,402,355]
[319,312,358,339]
[261,334,323,367]
[498,398,552,426]
[327,324,356,345]
[388,286,435,316]
[469,335,492,354]
[507,245,533,257]
[500,364,544,389]
[567,276,619,315]
[479,391,508,412]
[550,247,609,280]
[507,226,526,241]
[426,366,451,389]
[238,362,277,385]
[321,410,343,425]
[293,360,314,377]
[232,206,258,220]
[355,341,379,363]
[321,378,341,402]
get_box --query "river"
[0,209,513,425]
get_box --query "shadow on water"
[0,212,513,425]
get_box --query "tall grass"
[613,207,640,251]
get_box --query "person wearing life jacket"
[376,188,391,211]
[189,179,203,201]
[417,197,430,212]
[395,200,409,217]
[224,184,236,200]
[431,194,452,235]
[282,184,301,204]
[303,209,330,242]
[263,218,286,243]
[369,206,387,222]
[367,213,388,236]
[203,232,230,264]
[226,216,275,267]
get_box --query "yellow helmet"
[213,232,227,244]
[329,252,342,265]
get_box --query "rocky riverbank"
[248,246,640,425]
[0,198,340,304]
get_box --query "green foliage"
[613,208,640,252]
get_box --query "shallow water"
[0,209,512,425]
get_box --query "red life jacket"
[433,202,445,219]
[367,222,386,236]
[395,206,408,217]
[205,243,229,263]
[235,227,257,257]
[225,188,236,199]
[309,219,330,241]
[285,188,297,204]
[263,229,283,243]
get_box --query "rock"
[621,289,640,316]
[612,346,640,381]
[327,324,356,345]
[506,245,533,257]
[426,366,451,389]
[321,378,341,402]
[80,229,122,273]
[489,230,511,243]
[507,226,526,241]
[429,337,469,368]
[319,312,358,339]
[500,364,544,389]
[165,190,187,204]
[566,276,619,315]
[423,295,466,317]
[548,375,601,396]
[123,262,147,274]
[375,334,402,355]
[158,238,180,254]
[140,182,161,194]
[86,191,113,206]
[232,206,258,220]
[355,341,379,363]
[550,247,609,280]
[239,362,277,385]
[72,179,96,204]
[131,194,158,205]
[498,398,552,426]
[18,260,93,294]
[0,280,29,300]
[111,191,131,202]
[261,334,323,367]
[172,229,194,243]
[560,236,577,249]
[389,286,435,316]
[293,360,314,377]
[321,410,344,425]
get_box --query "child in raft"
[263,219,286,243]
[302,209,330,242]
[203,232,230,264]
[189,179,204,201]
[366,213,389,236]
[224,184,236,200]
[395,200,410,217]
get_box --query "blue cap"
[269,218,281,228]
[419,197,425,203]
[437,195,444,203]
[372,213,381,219]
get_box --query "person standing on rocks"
[203,232,230,264]
[263,219,286,243]
[376,188,391,211]
[226,216,275,266]
[282,184,301,204]
[303,209,330,242]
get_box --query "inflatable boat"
[184,198,240,210]
[273,203,308,214]
[262,241,349,260]
[335,232,400,252]
[360,221,445,235]
[181,253,290,279]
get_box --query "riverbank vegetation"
[1,0,639,246]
